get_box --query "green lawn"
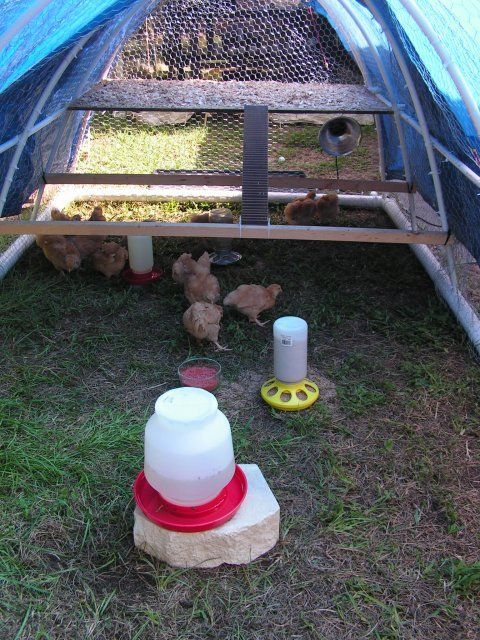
[75,114,379,179]
[1,203,479,639]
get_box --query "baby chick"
[284,191,339,225]
[223,283,282,326]
[51,208,81,221]
[91,241,128,278]
[284,190,318,225]
[172,251,211,283]
[316,193,339,224]
[172,251,219,304]
[70,205,107,258]
[184,270,220,304]
[36,235,81,273]
[183,302,229,351]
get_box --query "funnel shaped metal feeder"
[208,207,242,266]
[261,317,319,411]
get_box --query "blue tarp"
[0,0,479,261]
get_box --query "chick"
[36,235,81,273]
[172,251,219,303]
[223,284,282,326]
[284,190,318,225]
[316,193,339,224]
[89,205,106,222]
[284,191,339,226]
[172,253,197,284]
[190,212,210,223]
[183,302,229,351]
[91,241,128,278]
[184,270,221,304]
[70,205,107,258]
[51,208,81,221]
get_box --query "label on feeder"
[281,335,293,347]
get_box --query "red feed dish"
[180,365,219,392]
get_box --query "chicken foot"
[250,317,270,327]
[214,342,231,351]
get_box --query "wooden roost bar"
[2,79,439,244]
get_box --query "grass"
[74,114,379,180]
[1,200,479,639]
[0,115,479,637]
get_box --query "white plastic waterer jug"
[144,387,235,507]
[273,316,308,383]
[127,235,154,274]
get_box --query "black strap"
[242,105,269,225]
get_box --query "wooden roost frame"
[1,80,449,245]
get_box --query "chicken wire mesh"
[386,0,480,169]
[74,109,379,180]
[110,0,361,84]
[70,0,370,178]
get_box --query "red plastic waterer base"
[133,465,248,533]
[123,267,163,285]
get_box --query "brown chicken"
[284,191,339,225]
[51,207,81,221]
[91,241,128,278]
[316,193,339,224]
[223,284,282,326]
[184,270,221,305]
[190,212,210,223]
[183,302,229,351]
[172,252,210,284]
[89,206,106,222]
[36,235,81,273]
[70,205,107,258]
[284,190,318,225]
[172,251,216,301]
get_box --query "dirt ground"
[0,205,479,639]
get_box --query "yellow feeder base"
[261,377,319,411]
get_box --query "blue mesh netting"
[0,0,479,261]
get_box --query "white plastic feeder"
[261,316,319,411]
[144,387,235,506]
[124,236,162,284]
[135,387,247,533]
[128,235,154,274]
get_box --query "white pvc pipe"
[0,0,54,54]
[397,0,480,139]
[375,92,480,189]
[0,189,76,279]
[0,108,66,155]
[56,185,385,207]
[383,196,480,352]
[334,0,418,229]
[362,0,447,228]
[0,210,47,279]
[374,114,386,181]
[30,112,74,221]
[361,0,459,290]
[0,31,95,218]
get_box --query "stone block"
[133,464,280,568]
